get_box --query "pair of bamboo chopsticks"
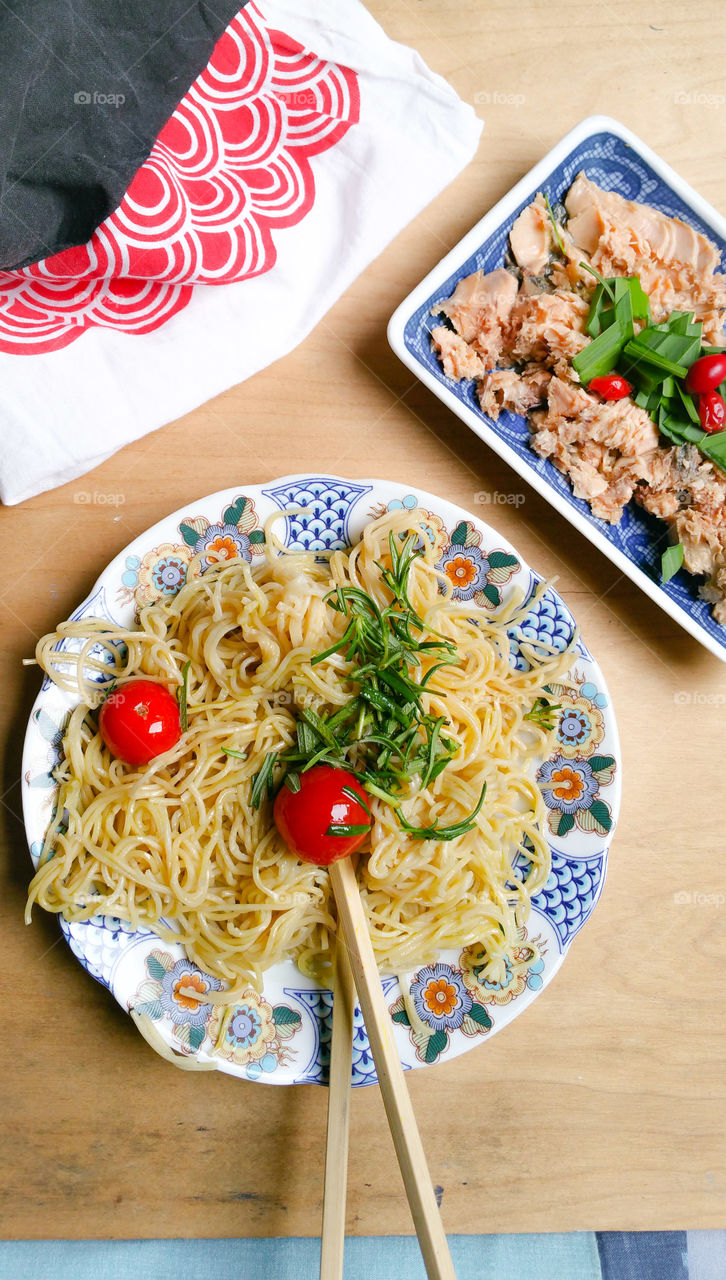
[319,857,456,1280]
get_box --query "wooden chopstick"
[320,934,355,1280]
[330,857,456,1280]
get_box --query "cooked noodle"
[27,508,575,1000]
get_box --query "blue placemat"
[0,1235,599,1280]
[3,1233,725,1280]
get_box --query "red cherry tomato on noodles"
[588,374,632,400]
[98,678,182,765]
[685,353,726,395]
[273,765,371,866]
[698,391,726,434]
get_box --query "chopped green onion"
[572,318,629,385]
[661,543,684,584]
[675,382,700,425]
[585,283,606,337]
[700,431,726,469]
[325,823,371,838]
[579,261,616,302]
[221,746,246,760]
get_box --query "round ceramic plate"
[22,475,621,1085]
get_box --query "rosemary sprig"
[242,531,487,841]
[394,782,487,842]
[249,751,278,807]
[177,660,191,732]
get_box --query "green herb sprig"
[524,697,562,731]
[240,531,487,841]
[176,660,191,732]
[661,542,684,583]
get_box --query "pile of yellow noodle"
[27,508,575,1002]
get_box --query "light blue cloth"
[687,1232,726,1280]
[0,1234,601,1280]
[6,1232,726,1279]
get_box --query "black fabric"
[0,0,246,270]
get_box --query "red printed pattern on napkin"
[0,3,360,354]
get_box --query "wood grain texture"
[1,0,725,1239]
[320,939,354,1280]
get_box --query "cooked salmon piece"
[430,325,485,381]
[565,172,720,275]
[478,363,551,419]
[507,289,590,364]
[435,268,518,343]
[529,376,660,522]
[509,194,553,275]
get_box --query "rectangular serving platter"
[387,114,726,663]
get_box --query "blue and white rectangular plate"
[387,115,726,664]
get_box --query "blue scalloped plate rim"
[22,475,621,1085]
[387,115,726,663]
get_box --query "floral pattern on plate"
[436,518,520,608]
[120,494,266,611]
[369,494,450,559]
[389,926,546,1066]
[131,950,302,1077]
[537,671,616,838]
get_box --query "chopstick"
[320,934,355,1280]
[329,857,457,1280]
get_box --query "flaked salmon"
[510,194,553,275]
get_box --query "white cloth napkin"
[0,0,481,505]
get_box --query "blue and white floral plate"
[388,115,726,664]
[22,475,621,1085]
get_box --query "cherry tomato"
[588,374,633,401]
[98,678,182,765]
[697,391,726,434]
[685,353,726,395]
[273,765,372,865]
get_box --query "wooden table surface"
[2,0,725,1240]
